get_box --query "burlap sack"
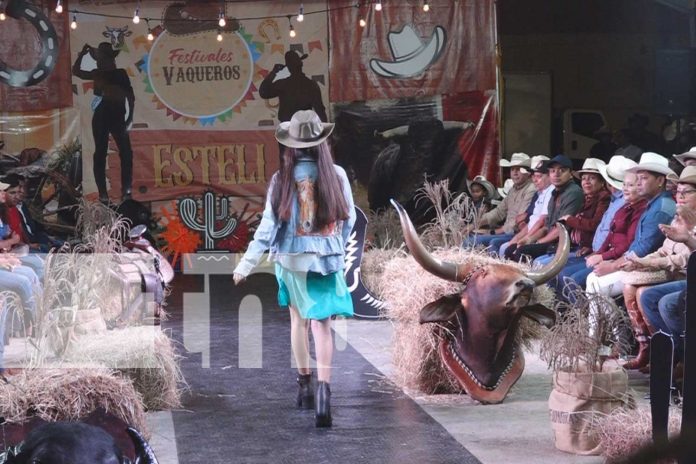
[549,364,629,455]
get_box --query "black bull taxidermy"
[391,200,569,404]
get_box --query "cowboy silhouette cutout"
[259,50,327,122]
[72,42,134,204]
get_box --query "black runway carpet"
[166,274,480,464]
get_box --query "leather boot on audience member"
[623,285,651,370]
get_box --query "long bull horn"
[391,199,472,282]
[126,426,160,464]
[526,223,570,285]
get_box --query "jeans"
[640,280,686,337]
[462,233,514,254]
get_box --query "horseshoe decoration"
[0,0,59,87]
[257,19,281,43]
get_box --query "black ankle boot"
[315,381,332,428]
[297,373,314,409]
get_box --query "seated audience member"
[462,153,536,252]
[624,166,696,370]
[619,205,695,370]
[1,176,45,278]
[2,174,63,253]
[496,156,553,257]
[585,152,677,301]
[674,146,696,167]
[548,156,639,296]
[505,154,584,261]
[467,175,498,220]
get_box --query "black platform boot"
[297,373,314,409]
[315,381,332,427]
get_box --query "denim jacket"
[234,158,356,277]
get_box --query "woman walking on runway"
[233,110,355,427]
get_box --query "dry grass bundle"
[61,326,185,410]
[360,247,406,295]
[596,406,681,463]
[0,368,147,433]
[367,208,403,249]
[377,247,554,394]
[415,180,475,249]
[540,281,630,373]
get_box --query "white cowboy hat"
[467,175,498,200]
[598,155,637,190]
[500,152,531,169]
[626,152,676,177]
[674,146,696,166]
[275,110,335,149]
[497,178,514,198]
[574,158,606,178]
[678,165,696,185]
[369,25,446,78]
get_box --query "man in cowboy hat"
[495,156,553,257]
[462,153,536,251]
[507,154,583,261]
[259,50,327,123]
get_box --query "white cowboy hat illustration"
[369,25,447,78]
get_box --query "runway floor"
[166,274,480,464]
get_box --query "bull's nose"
[516,278,535,291]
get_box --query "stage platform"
[153,274,651,464]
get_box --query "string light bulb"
[359,17,366,27]
[217,29,223,42]
[0,1,5,21]
[289,24,296,38]
[423,0,430,12]
[375,2,382,11]
[218,9,226,27]
[297,4,304,22]
[132,5,140,24]
[71,14,77,29]
[146,20,154,41]
[55,0,63,13]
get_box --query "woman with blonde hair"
[233,110,355,427]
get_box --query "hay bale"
[62,326,185,410]
[596,406,681,462]
[376,248,554,394]
[0,368,147,434]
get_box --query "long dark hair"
[271,142,350,229]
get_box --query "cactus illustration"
[179,191,237,250]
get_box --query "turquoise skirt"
[275,264,354,320]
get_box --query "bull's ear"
[419,293,462,324]
[522,304,556,328]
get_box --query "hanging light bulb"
[146,20,154,41]
[218,9,226,27]
[375,1,382,11]
[289,24,296,38]
[217,29,223,42]
[55,0,63,13]
[0,2,5,21]
[70,14,77,29]
[359,17,366,28]
[423,0,430,12]
[133,5,140,24]
[297,4,304,22]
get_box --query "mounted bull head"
[1,422,159,464]
[391,200,569,404]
